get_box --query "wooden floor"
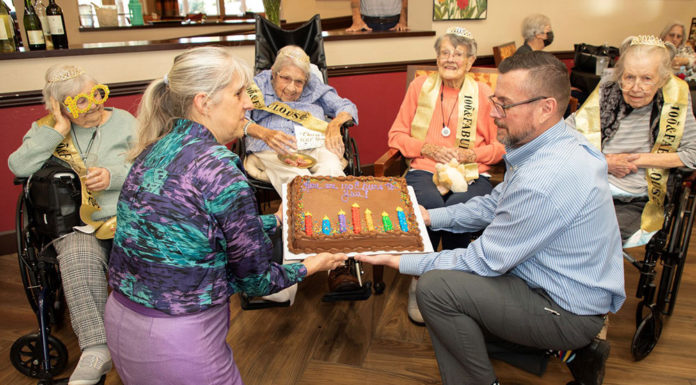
[1,245,695,385]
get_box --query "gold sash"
[42,115,117,239]
[575,76,689,231]
[246,82,328,133]
[411,72,480,180]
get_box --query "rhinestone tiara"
[445,26,474,40]
[630,35,666,48]
[47,66,86,83]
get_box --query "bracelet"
[243,119,254,136]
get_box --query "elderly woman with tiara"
[567,35,696,247]
[104,46,347,384]
[8,65,136,384]
[387,26,505,324]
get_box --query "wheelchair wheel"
[631,308,663,361]
[10,333,68,378]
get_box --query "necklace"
[440,87,458,137]
[71,126,98,161]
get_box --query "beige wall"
[4,0,696,93]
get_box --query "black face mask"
[543,31,554,47]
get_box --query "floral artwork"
[433,0,487,21]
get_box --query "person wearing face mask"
[387,26,505,325]
[8,65,136,385]
[514,14,553,55]
[567,35,696,247]
[659,21,696,71]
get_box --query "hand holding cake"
[302,252,350,275]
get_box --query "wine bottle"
[45,0,66,48]
[0,0,16,52]
[23,0,45,50]
[34,0,52,49]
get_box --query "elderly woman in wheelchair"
[8,65,136,384]
[566,35,696,246]
[243,45,358,193]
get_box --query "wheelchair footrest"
[239,293,291,310]
[322,281,372,302]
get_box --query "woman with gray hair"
[105,46,346,384]
[514,13,553,55]
[659,21,696,70]
[567,35,696,247]
[242,44,358,193]
[388,26,504,324]
[8,65,136,384]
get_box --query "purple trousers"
[104,292,243,385]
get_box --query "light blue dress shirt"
[401,120,626,316]
[245,70,358,153]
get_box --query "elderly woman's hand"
[456,148,477,164]
[84,167,111,192]
[50,98,71,137]
[421,143,459,164]
[302,252,349,276]
[325,112,352,158]
[263,128,297,156]
[606,153,639,178]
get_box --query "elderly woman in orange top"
[388,26,505,324]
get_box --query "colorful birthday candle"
[382,211,393,231]
[351,203,361,233]
[338,209,347,233]
[396,207,409,232]
[304,212,313,236]
[322,216,331,235]
[364,208,375,231]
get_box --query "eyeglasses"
[438,49,466,61]
[63,84,110,119]
[667,32,683,40]
[488,95,548,117]
[619,74,657,92]
[275,73,306,89]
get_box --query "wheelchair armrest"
[14,177,28,185]
[374,148,404,177]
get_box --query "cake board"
[281,184,434,261]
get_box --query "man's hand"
[422,143,458,164]
[346,19,372,32]
[84,167,111,192]
[354,253,401,269]
[389,20,408,32]
[50,98,71,137]
[419,205,431,226]
[606,153,639,178]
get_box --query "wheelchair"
[622,168,696,361]
[10,167,106,385]
[234,14,373,308]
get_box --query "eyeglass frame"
[618,73,658,92]
[62,84,110,119]
[437,49,467,61]
[488,95,548,117]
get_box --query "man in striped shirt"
[357,52,625,385]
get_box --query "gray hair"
[42,65,99,113]
[434,33,478,58]
[521,14,551,42]
[659,21,686,48]
[271,45,311,80]
[611,37,672,88]
[129,46,252,161]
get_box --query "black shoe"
[566,339,610,385]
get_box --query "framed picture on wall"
[433,0,487,21]
[690,18,696,43]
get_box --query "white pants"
[253,146,345,192]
